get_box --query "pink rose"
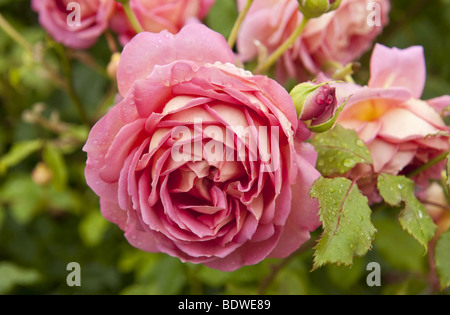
[32,0,115,50]
[84,24,321,271]
[237,0,390,82]
[110,0,216,46]
[336,44,450,201]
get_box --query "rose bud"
[298,0,342,19]
[32,162,53,186]
[107,52,121,80]
[291,82,341,132]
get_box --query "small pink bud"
[291,82,337,123]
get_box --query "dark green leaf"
[373,213,427,273]
[0,262,41,294]
[0,140,42,175]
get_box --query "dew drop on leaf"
[356,139,366,148]
[343,158,356,168]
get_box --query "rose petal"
[369,44,426,99]
[117,24,235,96]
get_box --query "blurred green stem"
[255,17,309,75]
[0,13,33,51]
[56,45,92,127]
[119,0,144,33]
[0,13,67,89]
[407,151,449,178]
[228,0,254,48]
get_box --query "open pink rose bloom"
[31,0,115,49]
[336,44,450,201]
[84,24,321,271]
[110,0,216,45]
[237,0,390,81]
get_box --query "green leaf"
[326,257,366,291]
[205,0,238,38]
[79,210,110,247]
[310,124,372,176]
[43,143,68,190]
[377,174,437,251]
[0,174,44,224]
[0,262,41,294]
[0,140,42,175]
[310,177,377,269]
[435,230,450,289]
[372,212,427,273]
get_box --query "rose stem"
[120,0,144,34]
[56,44,92,127]
[407,151,449,179]
[255,17,310,75]
[227,0,254,49]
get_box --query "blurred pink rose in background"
[237,0,390,82]
[84,24,321,271]
[32,0,115,49]
[110,0,216,45]
[335,44,450,202]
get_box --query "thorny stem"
[227,0,254,48]
[255,17,310,75]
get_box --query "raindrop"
[398,184,404,190]
[343,158,356,168]
[356,139,366,148]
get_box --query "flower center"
[351,99,390,122]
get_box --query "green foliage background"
[0,0,449,295]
